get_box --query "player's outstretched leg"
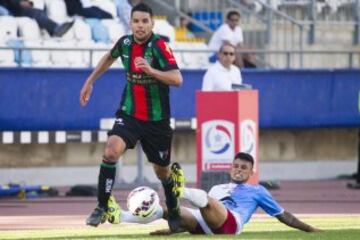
[107,195,121,224]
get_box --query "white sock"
[183,188,209,208]
[120,204,164,224]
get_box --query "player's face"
[131,11,154,43]
[230,159,253,183]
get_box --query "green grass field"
[1,216,359,240]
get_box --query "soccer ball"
[127,186,160,218]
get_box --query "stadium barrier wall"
[0,68,359,131]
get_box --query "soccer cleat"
[107,195,121,224]
[86,207,108,227]
[171,162,185,198]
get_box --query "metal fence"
[1,46,359,69]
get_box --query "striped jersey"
[110,33,179,121]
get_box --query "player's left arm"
[257,186,321,233]
[275,211,322,232]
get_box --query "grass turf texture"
[0,216,359,240]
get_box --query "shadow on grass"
[10,229,360,240]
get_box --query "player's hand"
[80,82,93,106]
[134,57,153,75]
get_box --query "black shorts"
[107,112,173,167]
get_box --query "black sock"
[161,176,178,212]
[97,160,116,210]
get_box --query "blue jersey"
[208,183,284,224]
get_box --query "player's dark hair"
[226,10,240,20]
[234,152,254,166]
[131,3,153,17]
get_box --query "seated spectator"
[208,10,243,63]
[64,0,113,19]
[175,16,195,40]
[202,43,243,91]
[113,0,142,34]
[0,1,9,15]
[238,45,257,68]
[2,0,73,37]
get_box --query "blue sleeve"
[257,186,284,216]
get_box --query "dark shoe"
[53,21,74,37]
[86,207,108,227]
[167,205,181,232]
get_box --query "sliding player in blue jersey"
[108,152,321,235]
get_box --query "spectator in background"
[113,0,141,34]
[2,0,74,37]
[208,10,243,63]
[177,16,195,39]
[64,0,113,19]
[202,43,242,91]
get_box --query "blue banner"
[0,68,359,130]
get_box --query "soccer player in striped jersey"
[79,3,183,232]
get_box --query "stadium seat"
[31,0,46,10]
[153,17,176,42]
[45,0,69,24]
[24,40,51,67]
[101,19,126,43]
[44,39,70,67]
[0,16,18,43]
[16,17,41,40]
[90,42,109,67]
[0,41,16,67]
[73,18,92,41]
[85,19,110,43]
[174,40,209,69]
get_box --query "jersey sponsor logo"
[123,38,131,45]
[240,119,257,172]
[122,54,129,58]
[202,120,235,170]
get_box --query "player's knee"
[104,147,121,162]
[206,197,217,208]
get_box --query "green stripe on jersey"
[123,84,133,115]
[149,84,162,120]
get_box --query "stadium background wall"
[0,69,358,167]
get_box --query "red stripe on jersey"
[156,39,177,65]
[131,43,144,73]
[133,84,148,120]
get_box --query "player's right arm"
[80,52,116,106]
[80,36,126,106]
